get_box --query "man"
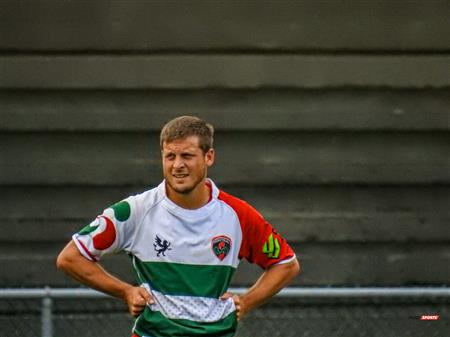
[57,116,300,337]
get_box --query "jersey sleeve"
[239,206,296,269]
[72,196,138,261]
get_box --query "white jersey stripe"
[142,284,236,323]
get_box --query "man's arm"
[221,258,300,321]
[56,240,153,316]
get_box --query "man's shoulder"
[217,189,261,221]
[134,185,162,202]
[126,185,164,214]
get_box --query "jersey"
[73,179,296,337]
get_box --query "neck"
[165,180,211,210]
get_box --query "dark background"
[0,0,449,289]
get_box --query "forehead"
[162,136,202,152]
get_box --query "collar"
[157,178,219,219]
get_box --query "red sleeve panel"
[218,190,295,269]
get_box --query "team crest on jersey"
[211,235,232,261]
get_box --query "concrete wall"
[0,0,449,287]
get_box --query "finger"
[132,308,143,317]
[138,287,154,304]
[130,306,140,316]
[130,303,146,316]
[220,292,232,300]
[235,309,241,321]
[134,296,147,306]
[132,289,152,306]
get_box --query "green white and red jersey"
[73,179,296,337]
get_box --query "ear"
[205,148,215,167]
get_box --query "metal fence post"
[41,289,53,337]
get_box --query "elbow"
[291,258,301,278]
[56,251,68,271]
[275,257,301,285]
[283,258,300,286]
[56,243,77,271]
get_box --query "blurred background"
[0,1,449,336]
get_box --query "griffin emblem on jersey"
[154,235,172,257]
[211,235,232,261]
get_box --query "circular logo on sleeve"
[92,216,117,250]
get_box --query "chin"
[169,181,195,194]
[173,186,196,195]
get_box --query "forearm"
[241,258,300,313]
[56,240,132,301]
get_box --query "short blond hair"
[160,116,214,153]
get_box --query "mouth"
[173,173,189,179]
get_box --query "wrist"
[238,294,252,313]
[117,283,134,301]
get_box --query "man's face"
[162,136,214,195]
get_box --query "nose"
[173,156,185,169]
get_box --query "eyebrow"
[163,150,197,155]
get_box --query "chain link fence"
[1,287,448,337]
